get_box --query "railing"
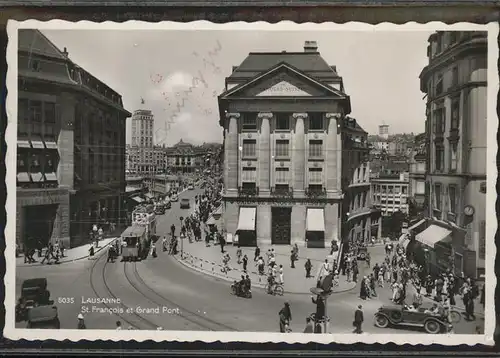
[238,186,259,197]
[270,186,294,198]
[305,187,327,198]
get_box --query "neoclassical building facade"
[218,41,351,248]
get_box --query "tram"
[121,225,147,261]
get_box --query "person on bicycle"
[267,272,276,294]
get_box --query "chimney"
[304,41,318,53]
[63,47,68,56]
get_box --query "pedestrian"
[290,250,296,268]
[88,244,95,260]
[303,316,314,333]
[77,313,86,329]
[279,264,284,285]
[254,246,260,262]
[353,305,363,334]
[360,276,368,300]
[412,286,423,308]
[305,258,312,278]
[116,321,122,330]
[352,261,359,283]
[236,245,242,264]
[366,252,371,267]
[279,302,292,333]
[107,246,114,263]
[151,243,157,258]
[242,254,248,272]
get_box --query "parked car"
[180,198,190,209]
[373,304,452,334]
[171,195,178,202]
[26,305,60,329]
[188,184,194,190]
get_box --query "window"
[436,33,443,53]
[433,108,445,134]
[309,113,323,130]
[29,153,41,173]
[275,113,290,130]
[44,102,56,123]
[242,113,258,131]
[435,75,443,96]
[450,143,458,172]
[451,66,459,87]
[402,186,407,194]
[434,184,442,211]
[275,168,289,184]
[241,139,256,158]
[18,99,29,136]
[308,167,322,184]
[275,140,289,158]
[435,145,444,172]
[242,167,256,182]
[309,140,323,158]
[30,101,42,135]
[17,152,27,172]
[449,32,458,46]
[448,185,457,214]
[451,99,460,130]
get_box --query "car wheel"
[424,319,441,334]
[374,314,389,328]
[275,285,284,296]
[359,254,365,260]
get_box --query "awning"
[408,218,426,232]
[236,207,256,231]
[145,193,154,199]
[31,172,44,182]
[416,225,452,249]
[17,172,31,182]
[306,208,325,232]
[131,196,144,203]
[31,140,44,149]
[45,141,58,149]
[398,233,410,249]
[17,140,30,148]
[206,216,217,225]
[44,172,57,181]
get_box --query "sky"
[42,29,434,146]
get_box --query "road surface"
[15,185,483,334]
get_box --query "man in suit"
[353,305,364,334]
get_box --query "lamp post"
[310,286,332,334]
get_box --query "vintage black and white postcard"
[4,20,498,345]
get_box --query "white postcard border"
[4,19,498,345]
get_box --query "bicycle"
[266,282,284,296]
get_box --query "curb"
[173,253,357,295]
[16,239,117,268]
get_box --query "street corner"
[173,252,240,284]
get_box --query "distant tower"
[131,109,154,147]
[379,124,389,140]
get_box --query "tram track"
[124,260,238,332]
[89,252,158,330]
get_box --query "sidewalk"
[174,239,356,295]
[16,237,117,268]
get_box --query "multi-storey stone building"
[16,29,130,248]
[371,172,410,217]
[408,132,427,211]
[342,117,382,246]
[417,31,487,278]
[126,144,166,175]
[218,41,351,248]
[165,139,205,174]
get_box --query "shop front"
[306,208,325,248]
[235,207,257,246]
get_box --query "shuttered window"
[275,140,289,158]
[242,140,256,158]
[308,167,323,184]
[275,167,289,184]
[309,140,323,158]
[242,167,256,182]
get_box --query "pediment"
[222,63,345,99]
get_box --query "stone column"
[258,112,272,192]
[326,113,341,193]
[292,113,307,192]
[224,112,240,193]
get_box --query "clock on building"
[464,205,475,216]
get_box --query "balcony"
[305,186,327,198]
[447,128,460,143]
[238,186,259,197]
[271,186,294,198]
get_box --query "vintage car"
[21,278,52,307]
[180,198,190,209]
[26,305,60,329]
[373,304,452,334]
